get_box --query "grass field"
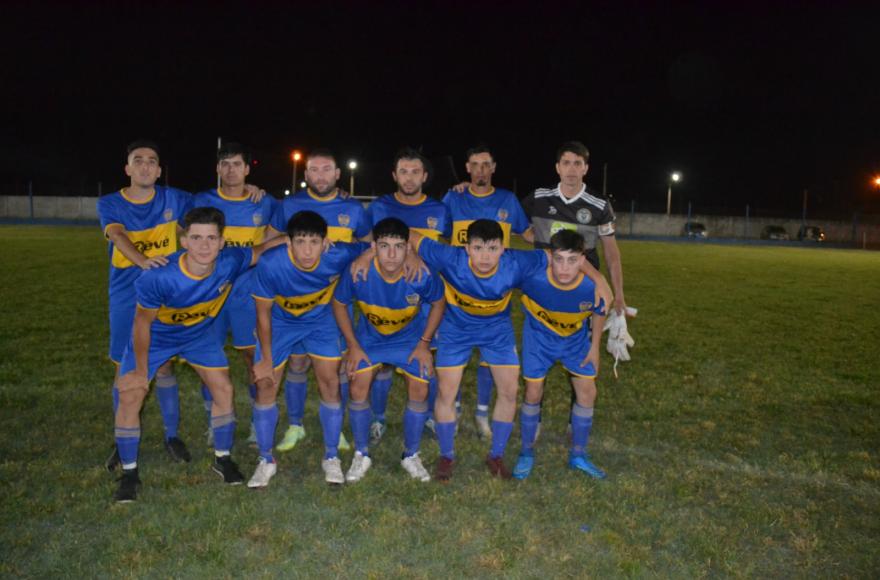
[1,225,879,578]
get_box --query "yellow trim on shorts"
[272,361,287,372]
[435,363,468,370]
[309,353,343,361]
[487,363,520,369]
[354,363,382,375]
[400,369,430,384]
[188,363,230,371]
[522,375,546,382]
[233,344,256,350]
[568,368,597,379]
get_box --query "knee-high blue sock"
[318,400,343,459]
[284,368,307,426]
[115,426,141,469]
[427,376,438,416]
[489,420,514,459]
[211,412,236,455]
[370,366,393,423]
[200,383,213,428]
[435,421,456,460]
[570,404,594,457]
[403,399,429,457]
[155,374,180,440]
[476,365,493,417]
[519,403,541,457]
[253,403,278,462]
[348,399,371,455]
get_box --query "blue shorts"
[521,324,596,381]
[119,330,229,380]
[213,284,257,349]
[354,333,430,384]
[256,315,343,369]
[109,299,136,364]
[434,318,519,369]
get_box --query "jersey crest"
[426,216,438,230]
[496,208,508,221]
[163,208,173,222]
[405,292,420,305]
[338,213,351,227]
[252,213,263,226]
[576,208,592,224]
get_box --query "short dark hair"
[466,219,503,244]
[393,147,427,171]
[287,210,327,239]
[307,148,337,166]
[465,143,494,162]
[126,139,160,160]
[183,206,225,233]
[218,142,251,164]
[556,141,590,163]
[372,217,409,242]
[549,229,586,254]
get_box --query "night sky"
[2,1,878,218]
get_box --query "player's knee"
[407,380,429,402]
[288,355,309,374]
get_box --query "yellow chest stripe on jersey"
[357,302,419,335]
[411,227,441,241]
[521,294,591,337]
[327,226,353,242]
[451,220,512,247]
[442,277,511,316]
[156,283,231,326]
[222,225,266,247]
[111,221,179,269]
[275,280,339,317]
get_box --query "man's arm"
[331,299,370,377]
[568,251,613,313]
[408,297,445,378]
[600,235,626,315]
[580,312,606,372]
[252,298,275,384]
[106,226,169,269]
[249,236,287,266]
[520,228,535,244]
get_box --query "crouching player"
[514,230,607,480]
[248,211,368,488]
[403,219,612,481]
[331,218,445,483]
[113,207,280,502]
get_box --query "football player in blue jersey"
[512,230,607,480]
[332,218,445,482]
[394,220,612,481]
[362,148,451,444]
[112,207,283,502]
[443,145,533,439]
[263,149,369,454]
[193,142,276,446]
[248,211,369,488]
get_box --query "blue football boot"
[568,454,607,479]
[513,454,535,480]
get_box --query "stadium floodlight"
[284,189,291,196]
[291,150,302,193]
[667,171,682,216]
[348,160,358,196]
[872,176,880,187]
[300,181,307,189]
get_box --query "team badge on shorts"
[252,213,263,226]
[579,301,593,312]
[163,208,174,222]
[405,293,420,305]
[338,213,351,226]
[576,208,592,224]
[427,216,438,230]
[496,209,509,221]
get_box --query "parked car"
[760,225,790,240]
[683,222,708,238]
[797,225,826,242]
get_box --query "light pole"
[667,171,682,216]
[348,160,358,197]
[291,151,302,193]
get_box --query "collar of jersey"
[468,258,498,278]
[288,245,320,272]
[546,263,584,290]
[373,257,404,283]
[306,188,338,202]
[468,186,496,198]
[217,187,249,202]
[555,183,587,205]
[121,187,156,205]
[394,192,426,206]
[179,253,213,280]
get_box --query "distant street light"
[300,181,307,189]
[873,176,880,188]
[284,189,291,196]
[348,160,358,197]
[291,150,302,193]
[667,171,682,216]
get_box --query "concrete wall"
[2,195,878,246]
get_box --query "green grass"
[1,226,879,577]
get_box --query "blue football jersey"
[519,265,606,339]
[365,193,452,240]
[270,189,369,242]
[192,188,276,247]
[441,186,529,247]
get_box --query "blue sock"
[284,368,307,426]
[115,426,140,468]
[370,366,393,423]
[476,365,493,416]
[435,421,456,460]
[489,420,514,459]
[112,386,119,415]
[570,404,594,457]
[211,412,236,454]
[403,399,429,457]
[253,403,278,462]
[340,374,350,410]
[155,374,180,440]
[247,383,257,403]
[318,400,343,459]
[200,383,213,428]
[427,376,438,416]
[519,403,541,457]
[349,400,371,455]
